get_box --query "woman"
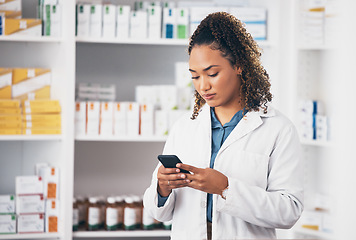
[143,12,303,240]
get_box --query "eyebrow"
[189,65,220,72]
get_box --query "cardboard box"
[0,195,15,213]
[147,6,162,39]
[23,105,61,114]
[0,10,21,18]
[0,0,21,11]
[0,129,21,134]
[4,18,42,36]
[116,5,130,39]
[12,70,51,98]
[12,67,50,84]
[24,113,60,122]
[45,199,59,232]
[162,8,176,38]
[159,85,178,110]
[16,176,43,195]
[100,102,113,136]
[38,166,59,199]
[77,4,90,37]
[0,68,12,99]
[155,110,168,136]
[0,114,21,121]
[16,194,45,214]
[0,107,20,115]
[176,8,189,39]
[17,214,44,233]
[127,102,139,136]
[75,102,86,136]
[0,120,21,128]
[113,102,127,136]
[135,85,155,105]
[102,4,116,38]
[14,86,51,103]
[140,104,154,136]
[24,128,61,135]
[86,101,100,135]
[0,99,19,108]
[89,4,102,38]
[23,120,61,129]
[130,11,147,39]
[0,214,16,234]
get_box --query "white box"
[155,110,169,136]
[102,4,116,38]
[0,195,15,213]
[38,167,59,199]
[114,102,127,136]
[159,85,178,110]
[17,214,44,233]
[162,8,176,39]
[316,127,328,141]
[300,126,315,140]
[130,11,147,39]
[116,5,130,39]
[75,101,86,136]
[0,0,21,11]
[0,214,16,234]
[43,4,61,37]
[316,115,328,129]
[127,102,140,136]
[89,5,103,38]
[100,102,114,136]
[178,87,193,110]
[16,194,45,214]
[77,4,90,37]
[135,85,155,105]
[86,101,100,135]
[147,6,162,39]
[176,8,189,39]
[16,176,43,195]
[140,104,155,136]
[45,199,59,233]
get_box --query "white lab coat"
[143,104,303,240]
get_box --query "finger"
[160,167,181,175]
[169,179,191,188]
[176,163,200,174]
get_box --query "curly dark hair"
[188,11,272,120]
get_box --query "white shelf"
[0,233,61,239]
[294,227,334,239]
[73,230,170,238]
[297,44,337,51]
[300,139,332,147]
[75,135,167,142]
[0,36,62,43]
[0,135,62,141]
[75,37,273,48]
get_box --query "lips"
[202,93,216,100]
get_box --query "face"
[189,45,242,110]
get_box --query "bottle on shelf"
[87,197,101,231]
[124,196,137,230]
[132,195,143,229]
[115,196,125,230]
[105,196,119,231]
[73,198,79,231]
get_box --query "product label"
[106,207,118,227]
[0,214,16,234]
[124,207,136,229]
[88,207,100,227]
[73,208,79,226]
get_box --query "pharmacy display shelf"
[294,226,334,239]
[75,135,167,142]
[0,135,62,141]
[0,233,61,239]
[300,139,332,148]
[0,36,62,43]
[73,230,170,238]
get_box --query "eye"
[192,76,200,80]
[208,72,218,77]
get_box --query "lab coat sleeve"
[216,124,304,229]
[143,122,179,222]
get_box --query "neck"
[214,104,243,126]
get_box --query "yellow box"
[0,108,21,115]
[24,128,61,135]
[12,72,51,98]
[4,18,42,36]
[0,129,21,135]
[0,114,21,121]
[23,113,60,122]
[12,68,51,85]
[15,86,51,104]
[0,10,21,18]
[0,120,21,128]
[23,99,60,108]
[0,68,12,99]
[23,120,61,129]
[0,99,20,108]
[23,105,61,114]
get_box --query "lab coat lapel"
[218,110,263,154]
[198,104,212,167]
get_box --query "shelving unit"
[0,233,61,240]
[75,135,167,142]
[73,230,170,238]
[0,36,62,43]
[0,135,62,141]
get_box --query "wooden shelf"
[75,135,167,142]
[0,233,61,239]
[73,230,170,238]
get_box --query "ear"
[235,66,242,75]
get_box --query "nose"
[200,76,211,92]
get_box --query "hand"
[157,165,190,197]
[177,163,228,195]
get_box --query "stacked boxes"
[0,100,21,135]
[300,1,325,45]
[0,195,16,234]
[76,83,116,102]
[100,102,114,136]
[299,100,329,141]
[0,68,13,99]
[22,100,61,135]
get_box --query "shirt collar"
[210,107,245,129]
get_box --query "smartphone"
[157,155,190,174]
